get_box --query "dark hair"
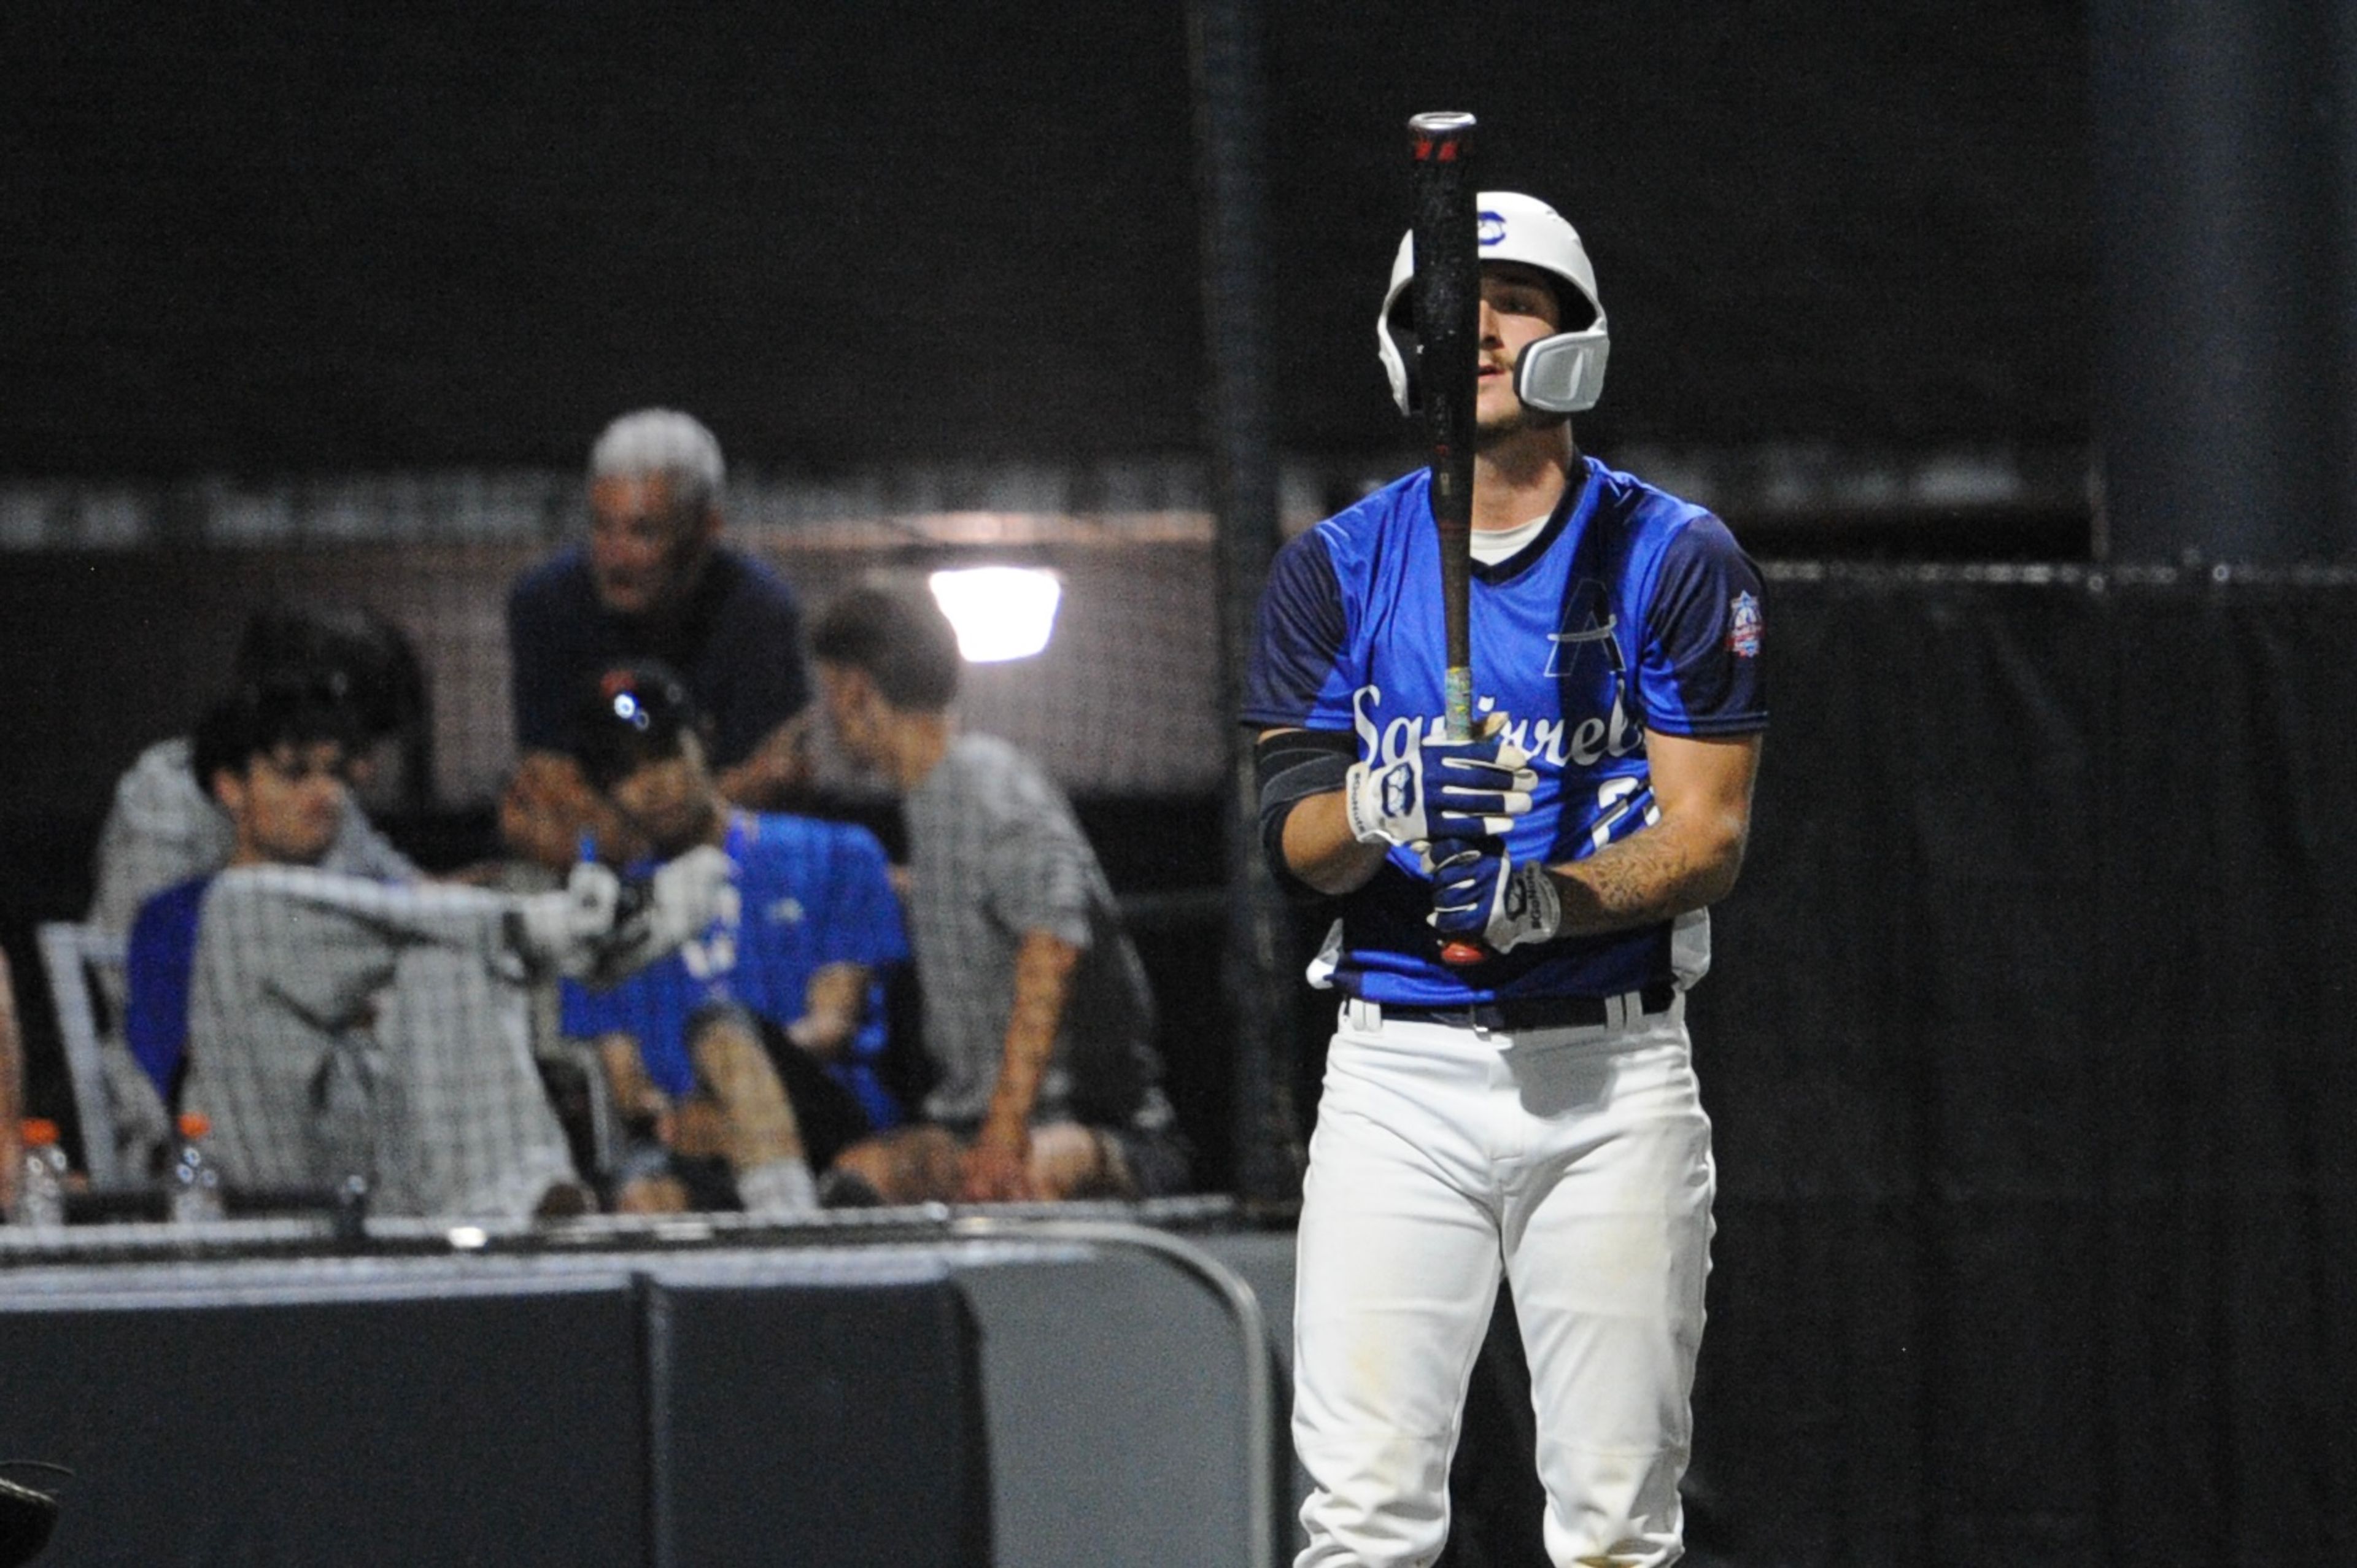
[234,601,426,744]
[190,679,357,798]
[810,585,961,712]
[571,660,708,790]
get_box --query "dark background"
[6,4,2357,1566]
[3,1,2087,474]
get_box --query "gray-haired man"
[503,408,814,867]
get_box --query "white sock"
[734,1157,818,1219]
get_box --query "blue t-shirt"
[1242,455,1769,1006]
[124,873,215,1100]
[560,813,910,1127]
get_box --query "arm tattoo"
[1552,815,1740,938]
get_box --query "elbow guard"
[1253,729,1357,900]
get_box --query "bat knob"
[1439,940,1487,967]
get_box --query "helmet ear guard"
[1375,191,1610,418]
[1512,327,1609,414]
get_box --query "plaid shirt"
[180,868,576,1218]
[902,733,1168,1129]
[85,738,422,1172]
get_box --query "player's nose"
[1476,295,1503,344]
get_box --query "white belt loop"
[1342,997,1384,1033]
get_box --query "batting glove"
[605,844,740,978]
[1426,836,1562,952]
[1344,714,1536,846]
[515,859,628,978]
[523,845,740,984]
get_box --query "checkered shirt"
[181,867,576,1218]
[902,733,1167,1129]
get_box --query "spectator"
[86,601,423,1174]
[123,679,366,1112]
[811,585,1188,1203]
[562,661,908,1216]
[88,601,422,943]
[125,681,731,1218]
[503,409,813,868]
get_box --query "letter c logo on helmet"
[1376,190,1611,419]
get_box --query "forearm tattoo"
[1552,815,1739,937]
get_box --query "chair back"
[34,922,129,1189]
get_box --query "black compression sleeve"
[1253,728,1356,900]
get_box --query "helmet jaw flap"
[1512,328,1609,415]
[1375,191,1610,417]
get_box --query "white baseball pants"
[1291,992,1715,1568]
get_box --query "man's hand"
[500,751,647,870]
[1344,714,1535,846]
[1428,836,1562,952]
[960,1120,1037,1202]
[713,713,815,811]
[784,962,868,1060]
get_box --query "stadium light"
[927,565,1062,662]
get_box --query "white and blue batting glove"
[597,845,740,983]
[516,859,627,978]
[1426,837,1562,952]
[1344,715,1536,846]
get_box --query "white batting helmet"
[1377,191,1611,417]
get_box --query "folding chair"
[34,922,130,1189]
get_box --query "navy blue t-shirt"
[1242,456,1768,1006]
[507,544,810,769]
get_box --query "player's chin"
[1473,404,1569,450]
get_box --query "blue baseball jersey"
[1242,455,1768,1006]
[561,812,910,1127]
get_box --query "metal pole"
[1186,0,1304,1213]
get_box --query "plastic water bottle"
[169,1111,226,1224]
[12,1119,69,1228]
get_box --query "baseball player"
[1244,192,1768,1566]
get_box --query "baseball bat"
[1406,110,1488,968]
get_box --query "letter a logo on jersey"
[1547,578,1622,679]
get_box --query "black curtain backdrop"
[1,561,2350,1566]
[1671,567,2357,1568]
[0,2,2088,473]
